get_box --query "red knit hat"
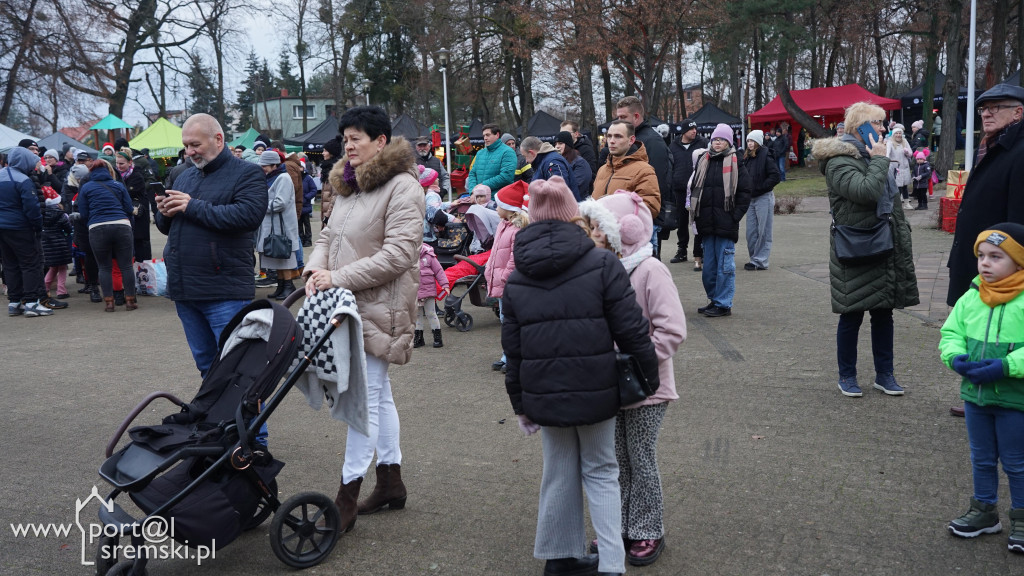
[495,180,529,213]
[42,186,60,206]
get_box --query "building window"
[292,105,315,120]
[685,91,692,102]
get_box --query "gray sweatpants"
[535,417,625,573]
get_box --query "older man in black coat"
[946,83,1024,417]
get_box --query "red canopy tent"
[748,84,901,129]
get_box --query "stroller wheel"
[105,560,147,576]
[95,535,118,576]
[443,307,456,326]
[242,479,278,531]
[270,492,341,568]
[455,313,474,332]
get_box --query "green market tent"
[228,127,267,149]
[129,117,183,158]
[90,114,133,131]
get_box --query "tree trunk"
[601,58,613,122]
[990,0,1009,88]
[0,0,38,125]
[921,7,941,135]
[936,0,964,175]
[872,12,887,95]
[579,53,597,137]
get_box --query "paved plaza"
[2,194,1021,575]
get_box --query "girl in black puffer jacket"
[41,190,73,299]
[502,176,657,576]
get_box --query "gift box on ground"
[942,217,957,234]
[946,170,969,199]
[939,197,961,234]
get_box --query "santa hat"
[528,177,578,222]
[418,165,439,188]
[597,190,652,257]
[42,186,60,206]
[495,180,529,213]
[578,199,622,254]
[102,142,115,153]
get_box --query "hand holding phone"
[148,182,167,196]
[856,122,879,146]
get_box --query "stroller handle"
[282,284,307,308]
[106,392,186,458]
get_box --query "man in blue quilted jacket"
[156,113,268,377]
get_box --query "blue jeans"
[701,236,736,309]
[964,401,1024,508]
[777,156,787,181]
[650,224,662,256]
[836,309,893,379]
[745,192,774,268]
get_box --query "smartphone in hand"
[148,182,167,196]
[856,122,880,146]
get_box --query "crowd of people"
[4,82,1024,571]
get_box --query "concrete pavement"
[2,195,1017,575]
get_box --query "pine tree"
[276,52,300,96]
[188,52,218,117]
[235,52,276,133]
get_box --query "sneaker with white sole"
[22,300,53,317]
[1010,508,1024,553]
[949,498,1002,538]
[8,301,24,316]
[838,376,863,397]
[873,373,905,396]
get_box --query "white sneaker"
[22,300,53,317]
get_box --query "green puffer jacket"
[812,137,919,313]
[939,281,1024,411]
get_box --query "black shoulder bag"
[831,215,894,265]
[263,213,293,259]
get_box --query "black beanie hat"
[554,131,574,148]
[323,137,342,157]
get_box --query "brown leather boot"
[125,295,138,311]
[358,463,407,515]
[104,296,115,312]
[334,476,362,533]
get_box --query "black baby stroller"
[442,254,500,332]
[94,297,345,575]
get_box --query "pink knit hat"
[528,177,579,222]
[417,165,438,187]
[710,123,733,142]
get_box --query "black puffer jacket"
[123,168,152,260]
[41,205,72,267]
[502,220,659,427]
[636,121,673,226]
[575,134,599,177]
[741,146,780,197]
[693,150,753,242]
[155,147,267,301]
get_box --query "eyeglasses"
[977,104,1021,115]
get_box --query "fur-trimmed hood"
[328,136,417,197]
[578,199,622,254]
[811,137,861,174]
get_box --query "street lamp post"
[436,47,453,203]
[739,68,746,145]
[363,82,370,106]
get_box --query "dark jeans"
[89,224,135,298]
[693,232,704,259]
[0,228,45,302]
[836,309,894,378]
[299,213,312,242]
[675,223,689,256]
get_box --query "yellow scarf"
[979,269,1024,307]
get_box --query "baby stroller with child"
[93,296,346,575]
[441,252,500,332]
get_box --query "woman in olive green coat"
[811,102,919,399]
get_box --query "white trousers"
[342,354,402,483]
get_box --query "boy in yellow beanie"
[939,222,1024,552]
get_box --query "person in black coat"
[691,124,752,317]
[115,150,152,261]
[740,130,780,270]
[616,97,673,257]
[668,120,707,263]
[503,176,658,576]
[560,120,599,177]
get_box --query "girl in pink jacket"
[486,180,530,372]
[596,189,686,567]
[416,243,449,348]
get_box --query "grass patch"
[773,165,828,197]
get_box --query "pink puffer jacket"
[485,219,519,298]
[418,244,448,299]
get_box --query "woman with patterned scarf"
[689,123,752,318]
